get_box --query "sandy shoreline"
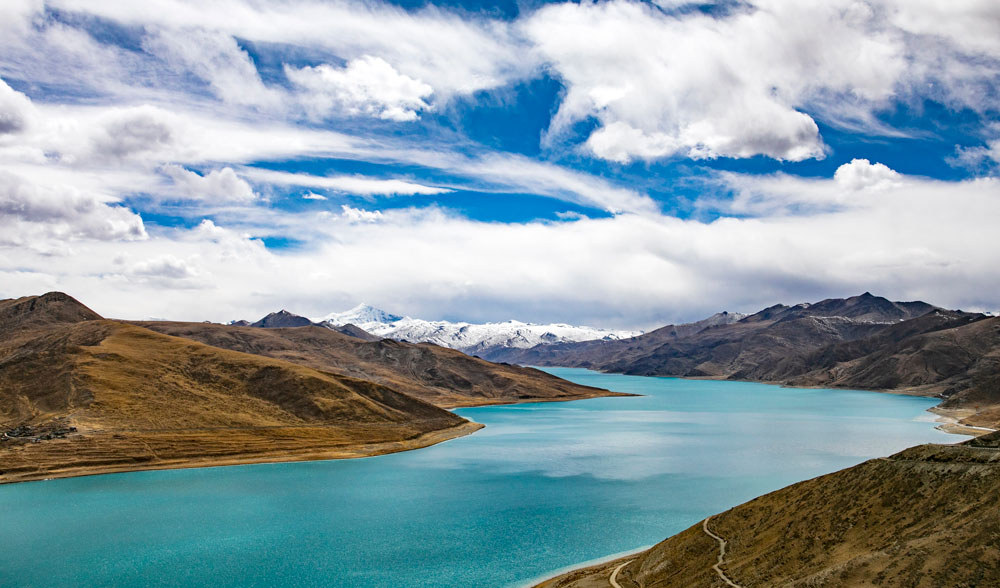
[0,421,484,486]
[524,547,650,588]
[929,406,998,436]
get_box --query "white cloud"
[243,168,449,196]
[887,0,1000,59]
[0,0,41,35]
[446,152,658,214]
[302,192,327,200]
[2,167,997,328]
[0,77,35,134]
[288,56,433,122]
[142,28,283,110]
[833,159,902,191]
[88,106,176,163]
[48,0,534,101]
[523,0,904,163]
[161,165,257,202]
[130,254,199,280]
[524,0,1000,163]
[339,205,384,223]
[0,170,147,246]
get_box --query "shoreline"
[0,389,631,486]
[438,389,637,409]
[929,406,998,436]
[525,400,993,588]
[0,421,484,486]
[523,546,651,588]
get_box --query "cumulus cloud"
[524,0,1000,163]
[127,254,208,288]
[1,0,999,326]
[0,170,147,245]
[0,77,35,135]
[88,106,175,163]
[712,160,907,217]
[162,165,257,202]
[2,167,998,328]
[833,159,903,191]
[338,205,384,223]
[288,56,433,122]
[523,0,904,163]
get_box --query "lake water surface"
[0,369,963,587]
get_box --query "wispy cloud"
[1,0,999,326]
[242,168,450,197]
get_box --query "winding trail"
[609,560,633,588]
[703,516,744,588]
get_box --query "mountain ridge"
[315,303,645,356]
[0,292,618,483]
[487,293,1000,429]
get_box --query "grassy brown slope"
[133,321,620,407]
[0,292,102,342]
[0,319,475,484]
[540,432,1000,588]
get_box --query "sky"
[1,0,998,328]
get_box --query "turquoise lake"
[0,368,964,587]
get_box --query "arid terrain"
[135,319,617,408]
[489,293,1000,429]
[0,292,614,484]
[537,431,1000,588]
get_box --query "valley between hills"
[3,290,999,588]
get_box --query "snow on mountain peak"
[321,303,403,326]
[316,304,643,354]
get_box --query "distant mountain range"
[231,303,647,356]
[227,294,1000,430]
[317,303,646,355]
[488,292,1000,430]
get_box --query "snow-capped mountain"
[317,303,643,355]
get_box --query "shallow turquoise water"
[0,369,962,587]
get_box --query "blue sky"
[0,0,998,327]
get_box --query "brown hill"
[537,432,1000,588]
[332,323,380,341]
[486,294,926,373]
[0,291,102,341]
[781,315,1000,428]
[133,321,618,408]
[1,292,615,483]
[488,294,1000,429]
[0,293,484,483]
[250,309,316,328]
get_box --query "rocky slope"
[0,292,610,483]
[492,293,1000,428]
[538,431,1000,588]
[231,309,380,340]
[135,321,619,408]
[498,293,937,375]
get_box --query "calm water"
[0,369,963,588]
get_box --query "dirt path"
[703,516,743,588]
[609,559,633,588]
